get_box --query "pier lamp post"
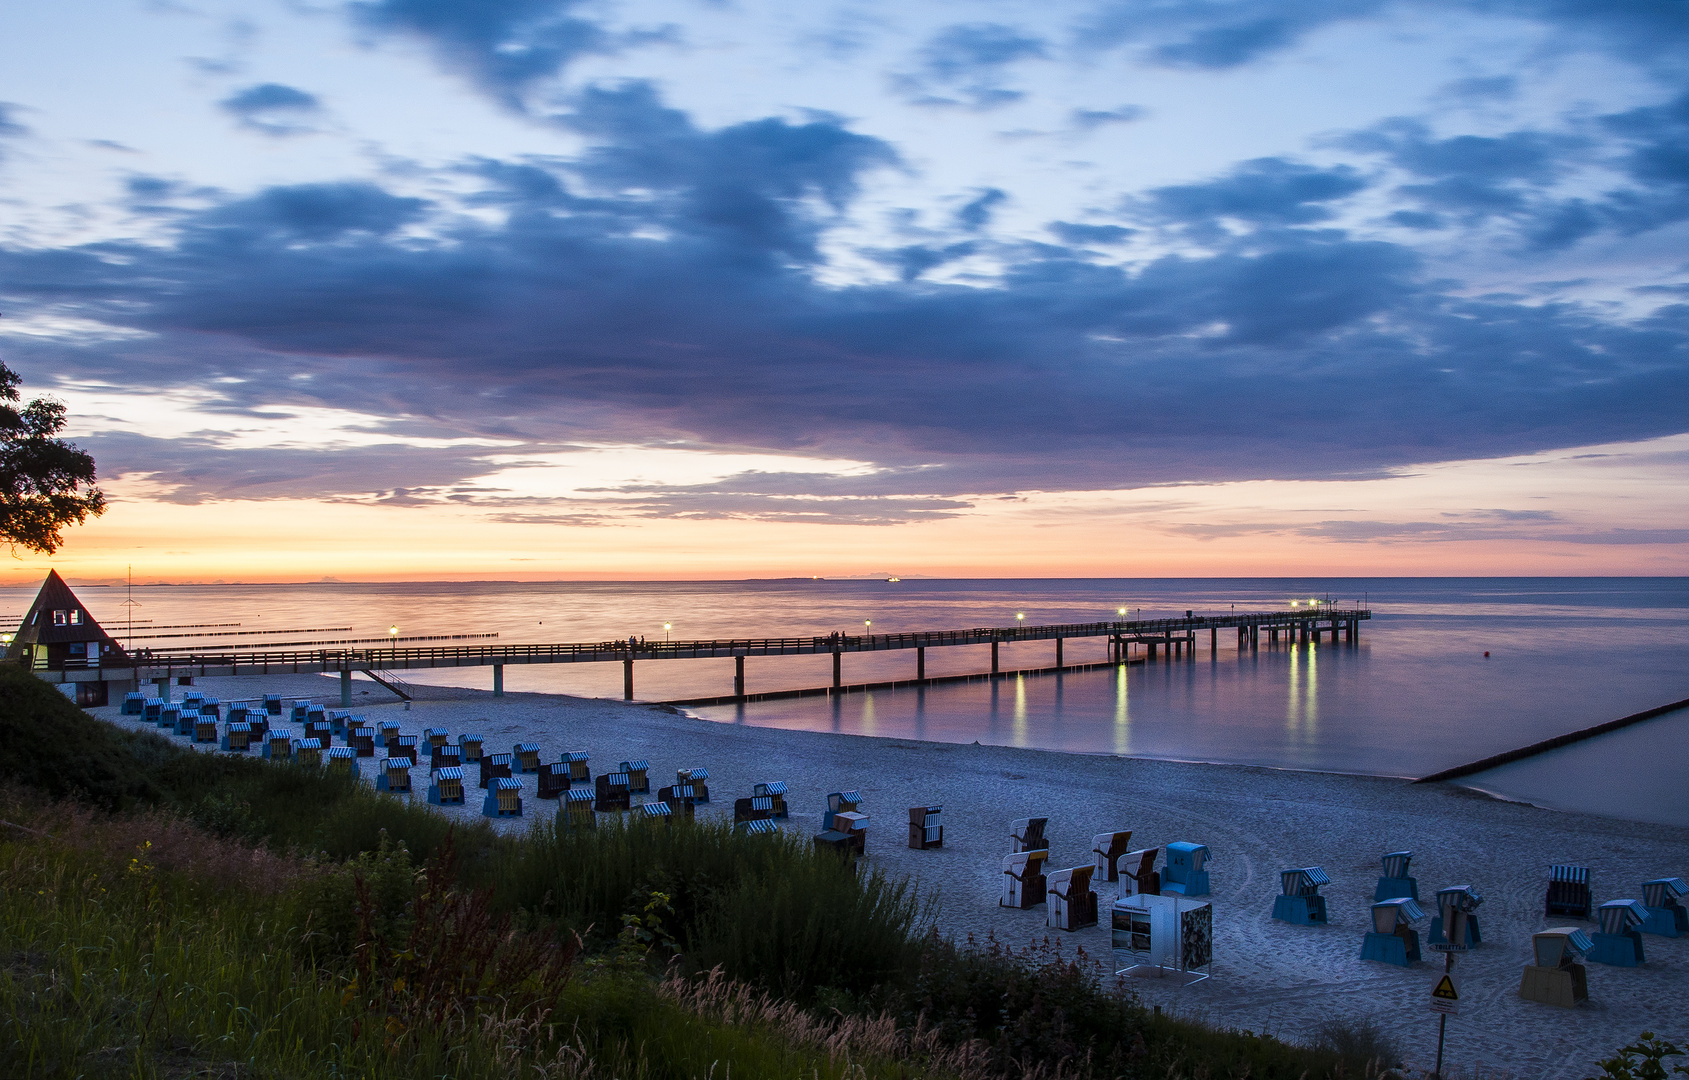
[663,622,671,642]
[1016,612,1025,621]
[864,620,872,633]
[389,625,399,637]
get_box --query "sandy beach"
[92,673,1689,1080]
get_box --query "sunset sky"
[3,0,1688,582]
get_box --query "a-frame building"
[7,570,130,672]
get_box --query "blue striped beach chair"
[1272,867,1330,926]
[1589,899,1649,967]
[1546,864,1593,919]
[1641,877,1688,937]
[1361,897,1424,966]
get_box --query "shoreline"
[90,674,1689,1079]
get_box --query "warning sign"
[1429,974,1460,1016]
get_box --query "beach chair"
[483,776,523,818]
[1092,831,1133,881]
[1001,850,1049,908]
[562,788,597,829]
[825,791,863,831]
[304,719,333,744]
[263,694,282,716]
[378,722,403,752]
[227,702,251,726]
[1010,817,1049,853]
[513,743,542,774]
[244,711,269,738]
[480,753,514,789]
[348,726,376,757]
[375,757,412,793]
[326,746,360,780]
[194,716,219,744]
[814,828,862,862]
[737,817,780,836]
[1272,867,1331,926]
[430,743,463,772]
[197,698,221,720]
[144,698,164,724]
[833,809,869,852]
[1163,842,1211,897]
[428,766,466,806]
[1640,878,1688,937]
[1121,848,1161,896]
[563,751,590,784]
[1375,851,1418,903]
[289,699,309,723]
[390,735,419,767]
[734,795,775,824]
[1519,928,1593,1007]
[328,711,350,738]
[174,706,197,738]
[1361,898,1425,966]
[537,761,570,799]
[220,721,253,753]
[658,783,699,817]
[262,732,292,761]
[1428,885,1484,951]
[909,805,943,850]
[1547,865,1593,919]
[122,691,144,716]
[620,760,651,794]
[1047,865,1098,930]
[294,738,324,767]
[595,772,631,812]
[754,782,789,818]
[640,800,674,822]
[1589,900,1648,967]
[674,770,710,803]
[423,728,450,750]
[457,733,484,763]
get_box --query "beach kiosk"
[294,738,324,767]
[1010,818,1049,853]
[562,788,596,829]
[620,760,651,795]
[220,721,253,754]
[480,753,514,789]
[1163,842,1211,897]
[513,743,542,774]
[376,756,412,793]
[754,782,789,818]
[1519,927,1593,1007]
[326,746,360,780]
[1641,877,1688,937]
[1048,865,1099,931]
[825,791,864,831]
[595,772,631,812]
[1112,893,1213,985]
[538,761,570,799]
[428,766,466,806]
[1428,885,1484,951]
[563,751,591,784]
[1092,831,1133,882]
[1272,867,1331,926]
[909,805,943,850]
[1589,899,1649,967]
[1375,851,1418,902]
[1362,898,1425,966]
[1121,848,1162,896]
[457,733,484,763]
[483,776,523,818]
[1546,864,1593,919]
[1001,850,1049,908]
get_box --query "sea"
[13,577,1688,828]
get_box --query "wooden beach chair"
[348,726,376,756]
[658,783,699,816]
[1001,850,1049,908]
[737,817,780,837]
[326,746,360,779]
[1547,865,1593,919]
[144,698,164,724]
[640,800,674,821]
[562,788,597,829]
[1428,885,1483,950]
[909,805,943,850]
[1519,928,1593,1007]
[423,728,450,750]
[193,716,218,744]
[538,761,570,799]
[390,734,419,766]
[674,769,710,802]
[483,776,523,818]
[620,760,651,794]
[294,738,324,767]
[376,757,412,793]
[833,810,869,853]
[121,691,144,716]
[198,698,222,720]
[1092,830,1132,881]
[428,766,465,805]
[825,791,864,830]
[220,721,253,753]
[734,795,775,824]
[430,743,462,771]
[563,751,590,783]
[1047,865,1098,930]
[595,772,631,812]
[1121,848,1161,896]
[480,753,513,789]
[754,782,789,818]
[1641,877,1688,937]
[513,743,542,774]
[262,732,292,761]
[263,694,282,716]
[1010,818,1049,853]
[457,733,484,763]
[1272,867,1330,926]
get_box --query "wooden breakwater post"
[1416,695,1689,784]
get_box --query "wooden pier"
[34,607,1369,706]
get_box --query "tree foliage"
[0,359,104,553]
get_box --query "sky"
[2,0,1688,583]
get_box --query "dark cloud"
[351,0,612,109]
[0,102,26,160]
[220,83,323,136]
[897,23,1047,109]
[6,85,1689,518]
[1437,75,1518,103]
[1070,105,1145,130]
[955,188,1007,232]
[1047,222,1134,245]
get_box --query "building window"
[69,610,82,625]
[53,610,68,625]
[69,642,87,656]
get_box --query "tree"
[0,359,105,554]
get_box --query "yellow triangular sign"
[1431,975,1459,1000]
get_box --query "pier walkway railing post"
[733,654,745,697]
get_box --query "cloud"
[0,102,26,159]
[1046,222,1133,245]
[219,83,323,136]
[1139,157,1368,229]
[896,23,1047,110]
[1070,105,1145,130]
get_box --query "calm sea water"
[16,577,1688,825]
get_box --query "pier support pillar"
[1055,637,1063,668]
[154,676,171,702]
[341,669,352,707]
[493,664,504,698]
[916,646,925,681]
[1148,641,1157,661]
[734,654,745,698]
[991,640,999,674]
[832,650,841,691]
[1210,627,1217,653]
[1251,625,1258,650]
[623,657,634,701]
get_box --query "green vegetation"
[0,663,1400,1078]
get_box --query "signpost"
[1429,959,1460,1078]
